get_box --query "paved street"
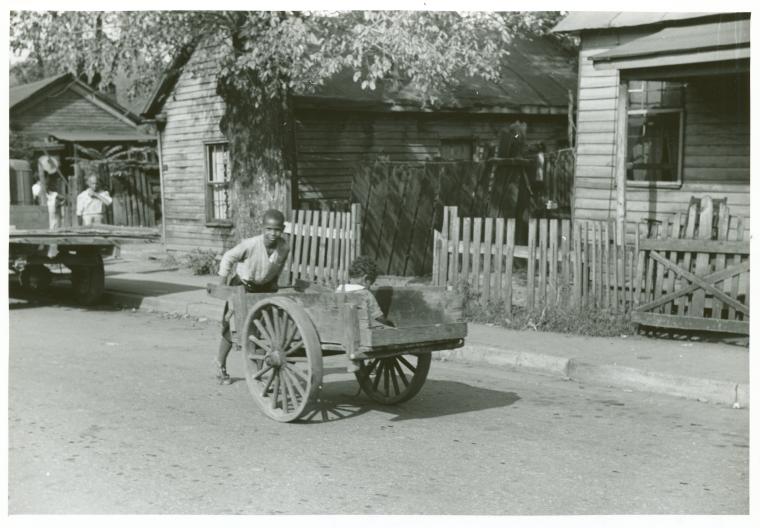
[8,295,749,514]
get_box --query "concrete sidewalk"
[101,252,750,408]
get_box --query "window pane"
[207,143,231,221]
[626,112,680,183]
[628,80,685,109]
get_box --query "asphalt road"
[8,296,749,514]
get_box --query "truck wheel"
[71,255,105,305]
[19,265,53,293]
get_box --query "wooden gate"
[631,197,749,334]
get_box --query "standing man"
[215,209,290,384]
[76,175,113,225]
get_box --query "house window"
[440,137,474,161]
[205,142,231,224]
[626,80,685,185]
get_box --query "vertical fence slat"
[561,220,570,307]
[590,221,597,307]
[432,230,440,287]
[612,220,619,313]
[351,203,361,259]
[505,218,515,314]
[573,221,581,308]
[283,210,296,285]
[690,198,714,317]
[636,222,646,306]
[712,204,730,319]
[462,218,471,290]
[728,217,744,320]
[644,224,658,306]
[662,213,681,315]
[326,211,336,284]
[298,210,311,281]
[309,212,321,282]
[472,218,483,293]
[438,207,450,287]
[538,219,548,308]
[482,217,493,302]
[450,207,460,287]
[495,218,504,300]
[527,219,536,311]
[653,221,667,314]
[336,212,346,283]
[549,219,558,305]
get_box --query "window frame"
[625,83,685,190]
[203,140,233,227]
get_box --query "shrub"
[183,249,220,276]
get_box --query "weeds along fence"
[280,204,362,287]
[432,203,750,329]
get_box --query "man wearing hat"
[215,209,290,384]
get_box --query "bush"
[183,249,220,276]
[456,279,636,338]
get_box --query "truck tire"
[19,265,53,293]
[71,254,105,305]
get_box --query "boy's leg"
[216,302,233,384]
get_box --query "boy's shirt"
[218,234,289,285]
[336,284,385,326]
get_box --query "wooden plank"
[505,219,515,313]
[661,214,682,314]
[308,211,320,282]
[292,209,306,280]
[644,224,658,306]
[450,207,461,286]
[461,218,471,290]
[653,219,667,313]
[366,322,468,348]
[678,199,699,315]
[318,210,329,284]
[482,217,493,302]
[590,221,597,307]
[342,212,351,283]
[495,218,505,300]
[689,197,714,317]
[527,219,536,311]
[438,206,450,287]
[638,238,749,254]
[631,312,749,335]
[634,222,644,306]
[472,217,482,294]
[326,211,336,284]
[728,217,744,320]
[538,219,548,308]
[549,219,558,305]
[431,231,440,287]
[561,220,570,307]
[282,210,296,285]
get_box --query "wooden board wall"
[296,111,568,209]
[573,30,750,229]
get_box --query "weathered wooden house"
[553,12,750,235]
[142,36,577,252]
[10,73,158,228]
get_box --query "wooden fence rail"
[280,204,361,287]
[433,198,749,333]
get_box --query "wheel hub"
[265,349,285,367]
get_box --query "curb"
[105,289,749,409]
[436,344,748,409]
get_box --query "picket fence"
[432,201,749,333]
[280,204,362,287]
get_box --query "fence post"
[351,203,362,259]
[539,219,548,308]
[495,218,505,301]
[505,218,515,315]
[438,207,450,287]
[573,221,581,308]
[450,207,460,287]
[482,217,493,302]
[462,217,471,289]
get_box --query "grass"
[456,280,637,337]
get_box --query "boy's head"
[348,256,379,289]
[87,175,98,191]
[261,209,285,247]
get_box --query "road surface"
[8,296,749,514]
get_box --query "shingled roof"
[552,12,738,33]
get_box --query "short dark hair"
[349,256,379,284]
[262,209,285,227]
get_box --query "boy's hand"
[219,275,228,286]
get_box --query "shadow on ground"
[295,378,520,425]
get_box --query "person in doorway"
[215,209,290,384]
[76,175,113,226]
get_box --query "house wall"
[11,86,141,140]
[296,110,568,208]
[573,30,750,230]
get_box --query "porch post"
[615,78,628,241]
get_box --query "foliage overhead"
[10,10,570,109]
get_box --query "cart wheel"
[243,297,323,422]
[355,351,431,405]
[70,254,105,306]
[19,265,53,293]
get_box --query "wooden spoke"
[248,334,269,350]
[383,361,391,396]
[283,317,298,348]
[284,340,304,356]
[261,370,275,397]
[372,363,383,392]
[262,310,279,348]
[389,360,400,395]
[287,365,309,384]
[286,356,308,363]
[280,371,290,411]
[271,307,283,347]
[253,319,273,348]
[393,359,409,387]
[271,372,281,409]
[365,359,380,377]
[283,368,305,399]
[397,355,417,373]
[253,364,272,380]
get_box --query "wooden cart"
[207,284,467,422]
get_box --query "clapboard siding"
[573,30,751,226]
[11,85,140,139]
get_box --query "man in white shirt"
[215,209,290,384]
[76,175,113,225]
